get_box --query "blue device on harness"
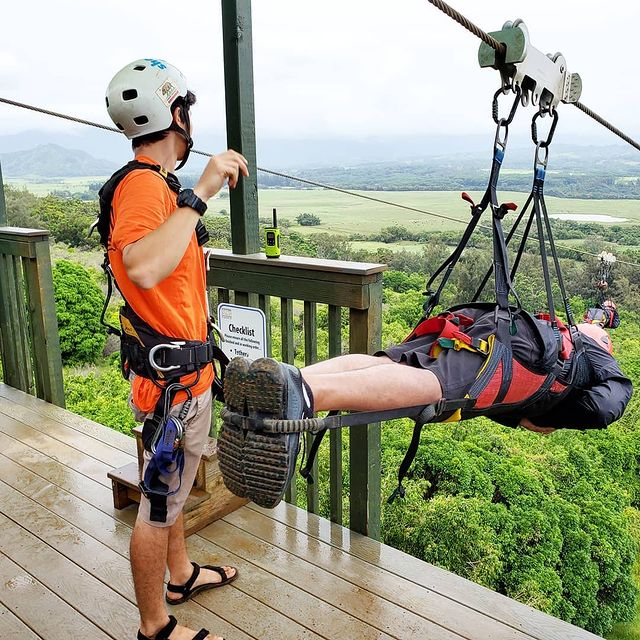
[139,385,192,521]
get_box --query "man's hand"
[193,150,249,202]
[519,417,556,435]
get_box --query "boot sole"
[218,358,250,498]
[244,358,300,509]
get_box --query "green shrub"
[53,259,107,365]
[64,356,135,435]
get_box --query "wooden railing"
[0,227,64,407]
[207,249,386,539]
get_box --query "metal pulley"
[478,19,582,110]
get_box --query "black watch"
[177,189,207,216]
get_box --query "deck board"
[0,553,113,640]
[0,603,43,639]
[217,510,529,640]
[245,503,604,640]
[0,383,604,640]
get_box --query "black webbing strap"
[472,192,534,303]
[422,87,520,319]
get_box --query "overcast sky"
[1,0,638,150]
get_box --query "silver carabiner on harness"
[148,341,186,373]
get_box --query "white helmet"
[105,58,188,139]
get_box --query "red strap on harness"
[405,313,477,357]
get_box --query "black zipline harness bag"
[96,161,228,522]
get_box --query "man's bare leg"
[166,513,236,603]
[303,362,442,412]
[302,353,391,376]
[131,516,220,640]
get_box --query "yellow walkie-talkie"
[265,208,281,258]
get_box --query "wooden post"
[348,278,383,540]
[0,229,64,407]
[0,163,7,226]
[221,0,260,255]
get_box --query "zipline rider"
[102,58,247,640]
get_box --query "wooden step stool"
[108,426,247,536]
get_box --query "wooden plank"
[0,227,50,239]
[281,297,296,505]
[304,301,319,514]
[0,416,113,487]
[234,290,259,308]
[0,457,336,640]
[207,249,387,277]
[221,508,542,640]
[0,553,113,640]
[12,255,35,394]
[0,471,252,640]
[0,400,134,469]
[327,305,343,525]
[0,602,42,639]
[243,504,604,640]
[23,240,65,406]
[348,280,383,539]
[211,267,372,309]
[0,383,136,455]
[0,508,137,639]
[202,518,466,640]
[0,255,20,389]
[0,238,37,258]
[258,294,272,357]
[0,254,24,391]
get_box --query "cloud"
[0,0,638,146]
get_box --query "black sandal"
[137,615,213,640]
[166,561,238,605]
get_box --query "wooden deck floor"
[0,382,603,640]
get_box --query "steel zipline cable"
[426,0,640,153]
[1,96,639,269]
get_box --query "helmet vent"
[133,65,146,71]
[115,123,124,131]
[122,89,138,101]
[133,115,149,125]
[105,97,109,108]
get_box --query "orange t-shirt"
[109,155,213,412]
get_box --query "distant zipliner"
[583,251,620,329]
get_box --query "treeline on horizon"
[258,167,640,200]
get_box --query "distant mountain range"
[1,139,639,199]
[0,144,117,178]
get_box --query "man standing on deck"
[103,59,247,640]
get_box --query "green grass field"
[6,176,105,196]
[256,189,640,237]
[9,177,640,236]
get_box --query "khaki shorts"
[129,386,212,527]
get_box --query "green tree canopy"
[53,259,107,365]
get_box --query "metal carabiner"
[534,142,549,170]
[531,108,559,148]
[492,84,522,126]
[148,341,186,373]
